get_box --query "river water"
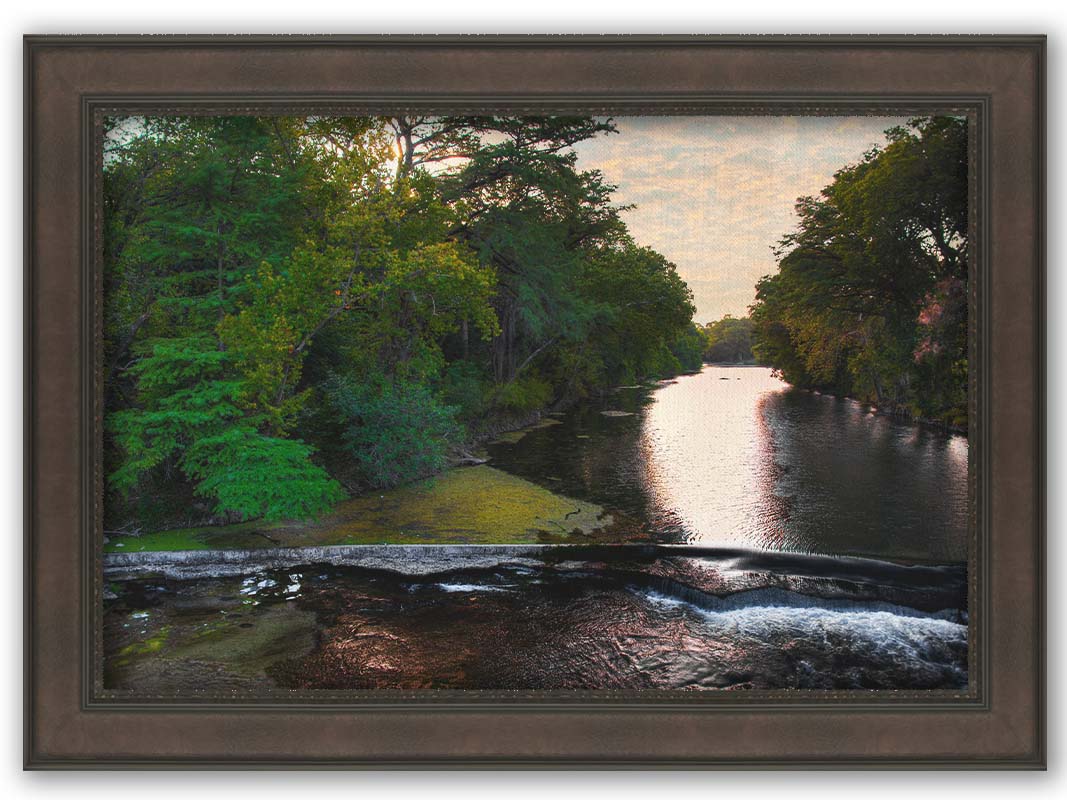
[103,366,970,694]
[488,366,969,562]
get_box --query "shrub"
[438,360,492,420]
[491,375,554,415]
[326,375,462,489]
[182,427,345,521]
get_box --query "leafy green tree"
[429,118,623,384]
[105,117,347,522]
[750,116,968,426]
[103,113,704,531]
[571,242,697,388]
[669,324,708,373]
[324,374,462,490]
[702,316,755,363]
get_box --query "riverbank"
[799,387,968,435]
[105,378,669,554]
[105,464,612,553]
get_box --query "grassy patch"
[104,521,283,553]
[105,527,212,552]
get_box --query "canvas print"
[100,113,970,696]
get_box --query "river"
[488,365,969,562]
[103,365,970,694]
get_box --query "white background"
[1,1,1062,793]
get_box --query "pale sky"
[572,116,911,324]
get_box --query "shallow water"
[488,366,969,561]
[104,555,967,694]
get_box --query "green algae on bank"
[104,589,319,692]
[489,416,562,445]
[115,625,170,661]
[105,465,611,553]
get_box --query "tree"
[570,241,697,388]
[434,118,624,385]
[750,116,968,426]
[105,117,351,522]
[103,113,703,530]
[702,316,754,363]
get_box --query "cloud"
[573,115,910,323]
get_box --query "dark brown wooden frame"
[24,34,1045,768]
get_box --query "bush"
[491,375,554,415]
[639,342,681,379]
[438,360,492,420]
[326,375,461,489]
[182,427,345,521]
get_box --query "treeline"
[701,316,755,363]
[103,116,700,529]
[750,116,968,428]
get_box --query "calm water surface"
[489,366,969,562]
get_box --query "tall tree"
[105,117,345,522]
[750,116,968,425]
[103,113,702,530]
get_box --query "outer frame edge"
[21,33,1045,769]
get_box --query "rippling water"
[104,558,967,693]
[103,365,970,693]
[489,366,969,561]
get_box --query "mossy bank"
[105,465,610,553]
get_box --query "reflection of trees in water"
[757,388,968,561]
[753,392,793,551]
[489,366,966,560]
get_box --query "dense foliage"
[103,115,698,527]
[701,316,755,363]
[750,117,968,428]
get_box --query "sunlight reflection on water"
[641,367,790,549]
[490,365,969,561]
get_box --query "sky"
[572,116,911,324]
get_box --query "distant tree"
[669,323,708,373]
[702,316,755,363]
[571,242,697,388]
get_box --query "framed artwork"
[24,35,1045,768]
